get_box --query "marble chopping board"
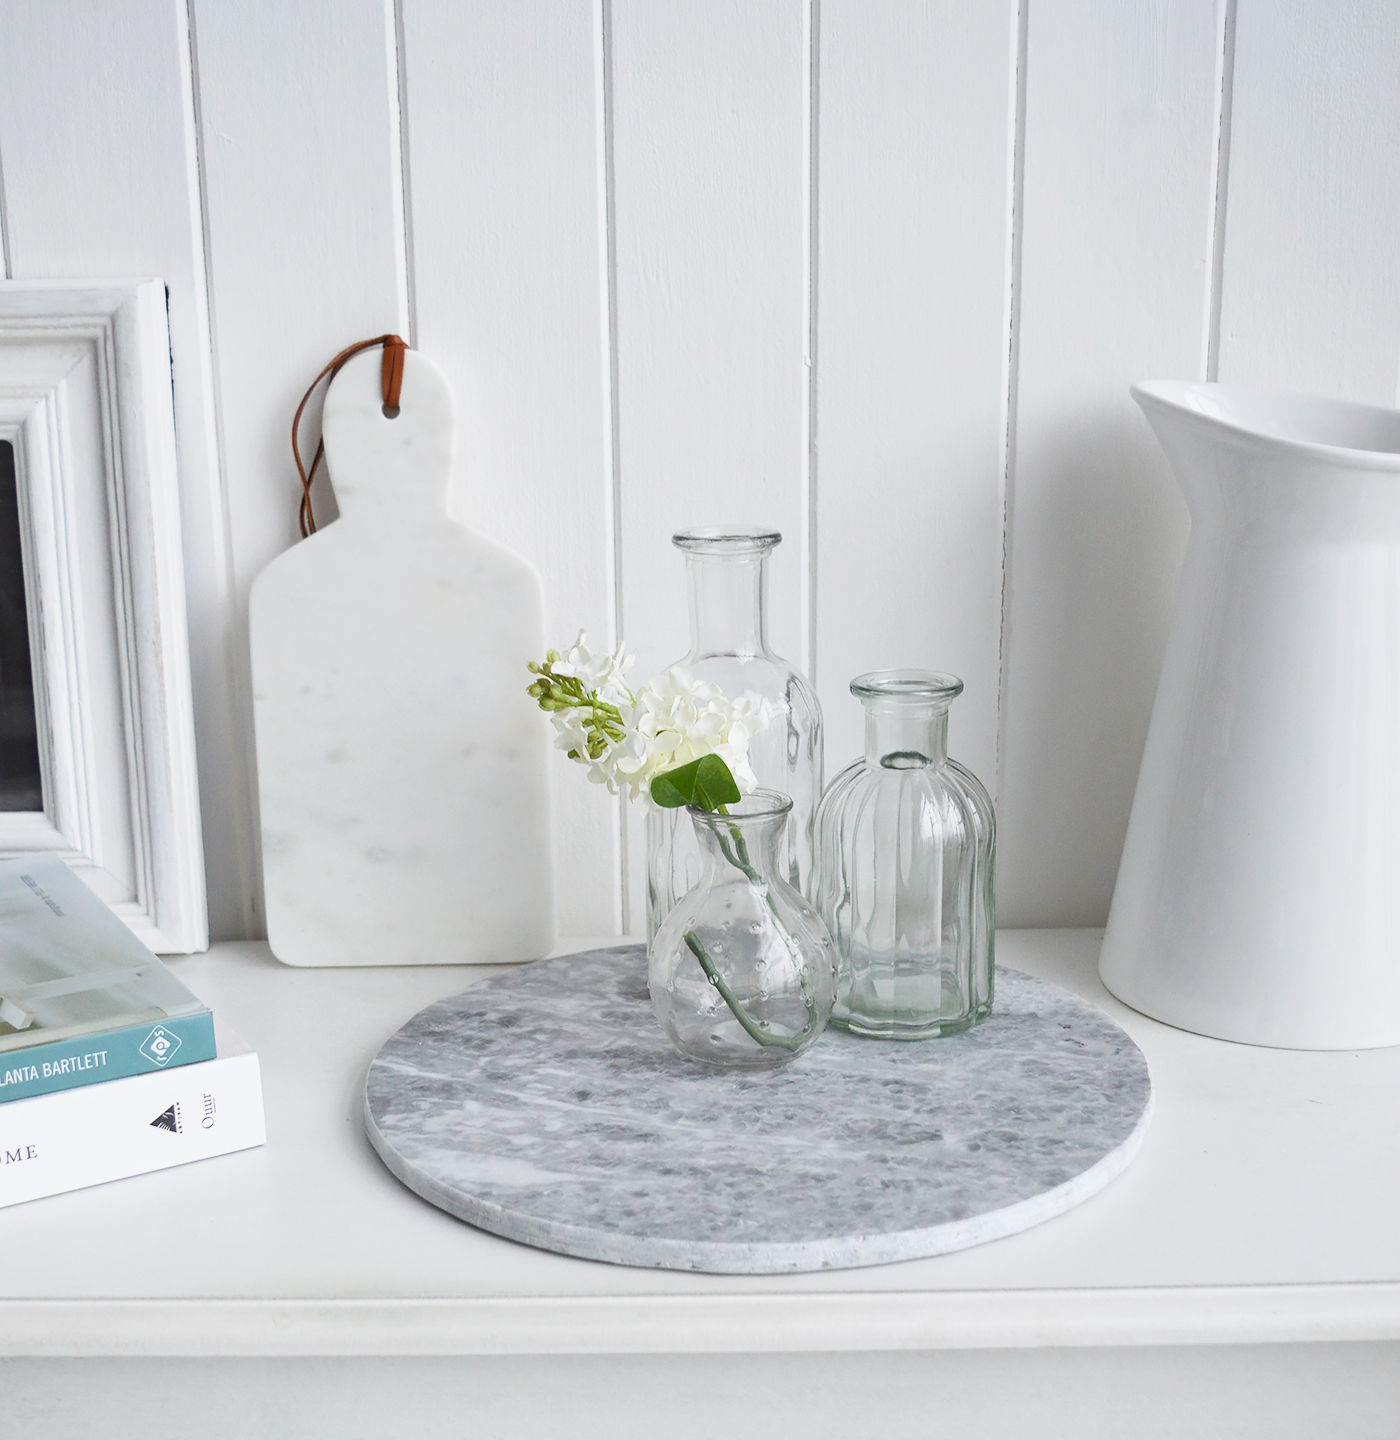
[365,945,1153,1274]
[249,348,555,966]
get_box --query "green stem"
[712,821,821,1033]
[681,814,821,1047]
[684,932,803,1051]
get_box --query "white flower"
[531,634,775,810]
[604,667,766,809]
[549,710,592,761]
[550,629,634,703]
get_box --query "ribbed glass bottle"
[646,529,822,939]
[814,671,994,1038]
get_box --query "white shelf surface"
[3,930,1398,1357]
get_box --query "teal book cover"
[0,856,216,1102]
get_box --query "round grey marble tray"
[364,944,1152,1274]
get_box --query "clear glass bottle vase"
[814,671,995,1038]
[650,790,838,1068]
[646,528,822,939]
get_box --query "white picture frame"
[0,280,207,952]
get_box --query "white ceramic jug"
[1101,381,1400,1049]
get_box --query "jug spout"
[1131,379,1400,535]
[1100,382,1400,1049]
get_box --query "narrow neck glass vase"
[646,529,822,939]
[649,790,838,1069]
[814,671,995,1039]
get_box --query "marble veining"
[365,945,1152,1274]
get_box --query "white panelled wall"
[1,0,1398,941]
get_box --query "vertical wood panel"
[1217,0,1400,403]
[997,0,1219,925]
[191,0,409,934]
[0,0,250,938]
[9,1,1393,940]
[611,0,808,919]
[815,1,1013,787]
[402,0,621,934]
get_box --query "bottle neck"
[864,702,949,768]
[685,551,770,660]
[694,809,786,878]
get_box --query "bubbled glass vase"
[814,671,995,1039]
[646,528,822,939]
[650,790,838,1068]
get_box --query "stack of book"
[0,855,265,1207]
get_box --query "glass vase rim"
[687,787,792,825]
[850,668,964,704]
[672,526,782,556]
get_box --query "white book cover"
[0,1016,265,1208]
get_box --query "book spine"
[0,1048,265,1208]
[0,1009,218,1103]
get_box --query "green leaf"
[650,754,741,812]
[649,759,700,807]
[692,753,741,810]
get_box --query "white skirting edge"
[4,1284,1400,1357]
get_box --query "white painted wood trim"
[188,0,414,941]
[1218,0,1400,405]
[4,1283,1399,1358]
[401,0,621,936]
[995,1,1217,925]
[813,1,1012,787]
[0,280,207,952]
[0,2,250,941]
[6,4,1400,942]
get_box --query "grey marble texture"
[364,945,1152,1274]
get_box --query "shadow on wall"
[999,397,1190,928]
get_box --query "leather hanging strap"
[381,337,406,415]
[292,333,409,537]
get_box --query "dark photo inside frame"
[0,442,42,811]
